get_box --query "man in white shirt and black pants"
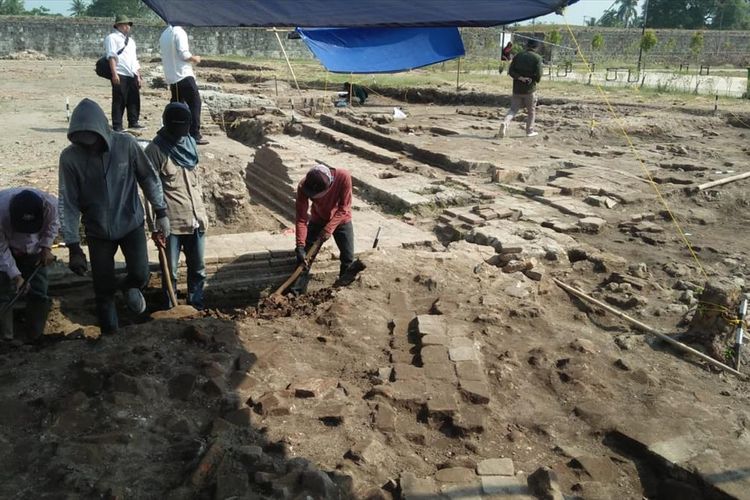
[105,14,144,132]
[160,25,208,145]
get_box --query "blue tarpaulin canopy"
[141,0,578,28]
[297,28,465,74]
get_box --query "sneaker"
[195,137,210,145]
[497,122,507,139]
[526,131,539,137]
[113,126,124,132]
[128,123,146,130]
[125,288,146,315]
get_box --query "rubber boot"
[25,298,51,341]
[95,297,119,335]
[0,305,13,341]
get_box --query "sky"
[24,0,637,26]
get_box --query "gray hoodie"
[58,98,166,243]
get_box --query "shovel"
[0,262,43,320]
[153,234,178,308]
[270,239,323,298]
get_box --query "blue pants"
[165,230,206,310]
[88,225,149,334]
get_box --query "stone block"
[390,351,415,364]
[458,380,490,404]
[503,260,532,274]
[421,334,450,346]
[458,213,484,226]
[455,361,485,382]
[347,438,388,465]
[449,336,474,348]
[525,185,560,197]
[290,377,338,398]
[435,467,476,483]
[392,363,423,381]
[400,472,440,500]
[453,407,486,434]
[416,314,448,336]
[524,269,543,281]
[313,402,347,424]
[256,391,294,416]
[426,393,458,417]
[449,346,478,362]
[168,373,196,400]
[440,483,483,499]
[227,371,264,404]
[374,403,396,432]
[477,458,514,476]
[422,363,457,383]
[578,216,607,233]
[527,466,564,500]
[421,345,449,364]
[481,476,532,497]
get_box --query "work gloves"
[155,216,171,238]
[295,246,307,266]
[38,247,56,267]
[68,243,88,276]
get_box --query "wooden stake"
[274,30,301,97]
[697,171,750,191]
[553,278,747,379]
[456,58,461,92]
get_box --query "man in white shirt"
[160,25,208,145]
[105,14,143,132]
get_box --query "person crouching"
[291,164,354,294]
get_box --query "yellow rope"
[562,15,709,283]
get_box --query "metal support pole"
[735,299,747,370]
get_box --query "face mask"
[70,131,104,152]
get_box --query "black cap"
[9,190,44,234]
[163,102,191,138]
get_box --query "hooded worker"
[0,188,59,341]
[291,164,354,294]
[145,102,208,310]
[58,98,169,334]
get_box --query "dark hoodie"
[58,98,166,243]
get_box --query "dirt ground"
[1,57,750,500]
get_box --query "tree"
[591,33,605,52]
[70,0,90,17]
[0,0,25,15]
[647,0,750,29]
[689,31,704,61]
[640,30,657,53]
[597,9,624,27]
[590,33,604,67]
[85,0,154,18]
[615,0,640,27]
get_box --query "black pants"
[291,221,354,294]
[170,76,202,139]
[87,226,149,333]
[111,75,141,130]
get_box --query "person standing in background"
[105,14,144,131]
[159,25,209,145]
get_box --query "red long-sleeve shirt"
[295,168,352,247]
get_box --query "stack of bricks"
[436,205,517,242]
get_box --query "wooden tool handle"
[272,239,323,297]
[158,245,178,307]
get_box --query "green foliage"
[0,0,25,15]
[597,9,623,27]
[615,0,640,27]
[690,31,704,58]
[591,33,604,51]
[640,30,658,53]
[85,0,154,18]
[547,29,562,46]
[647,0,750,29]
[70,0,90,17]
[664,38,677,52]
